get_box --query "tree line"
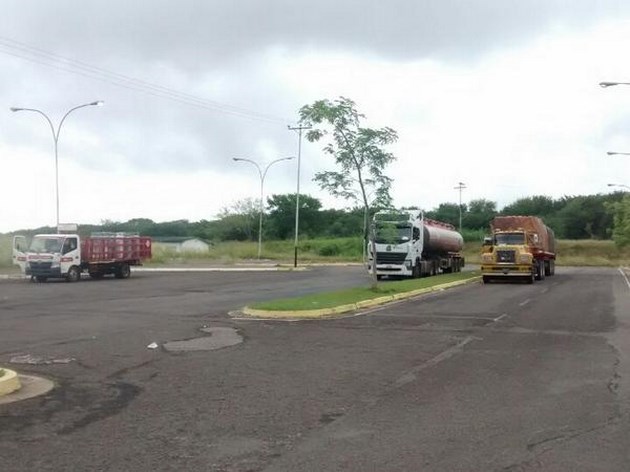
[11,191,629,245]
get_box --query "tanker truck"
[481,216,556,284]
[12,225,152,282]
[367,209,464,279]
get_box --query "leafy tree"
[610,194,630,247]
[216,198,259,241]
[266,194,322,239]
[299,96,398,286]
[465,199,497,230]
[500,195,557,217]
[425,203,463,228]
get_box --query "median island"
[240,271,480,319]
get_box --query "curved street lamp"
[599,82,630,88]
[10,101,104,228]
[607,183,630,191]
[233,156,294,258]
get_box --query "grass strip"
[250,271,480,311]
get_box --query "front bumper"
[481,264,533,276]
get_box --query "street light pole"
[607,183,630,191]
[599,82,630,88]
[233,156,294,259]
[288,124,311,268]
[454,182,466,232]
[10,101,104,228]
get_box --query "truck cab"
[19,233,83,282]
[481,230,536,283]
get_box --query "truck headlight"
[481,254,493,263]
[405,260,412,269]
[519,254,532,263]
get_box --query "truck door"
[60,236,80,274]
[12,235,28,273]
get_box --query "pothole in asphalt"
[0,374,55,405]
[163,327,243,352]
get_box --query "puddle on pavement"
[163,327,243,352]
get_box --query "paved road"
[1,266,629,471]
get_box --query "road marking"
[393,336,480,389]
[618,267,630,291]
[493,313,508,322]
[540,287,549,294]
[519,299,531,307]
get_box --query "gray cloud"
[3,0,628,68]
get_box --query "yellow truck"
[481,216,556,284]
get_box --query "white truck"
[367,209,464,279]
[12,226,152,282]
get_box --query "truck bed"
[81,236,152,263]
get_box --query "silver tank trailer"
[422,223,464,254]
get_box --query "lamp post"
[10,101,104,228]
[288,124,311,268]
[454,181,466,232]
[233,156,294,259]
[599,82,630,88]
[607,183,630,191]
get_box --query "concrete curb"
[239,276,482,320]
[0,368,21,396]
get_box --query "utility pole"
[454,182,466,232]
[288,124,311,268]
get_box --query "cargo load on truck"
[368,209,464,279]
[12,229,152,283]
[481,215,556,284]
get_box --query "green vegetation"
[0,369,5,378]
[249,271,479,311]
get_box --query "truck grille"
[376,252,407,265]
[496,250,516,263]
[29,261,52,270]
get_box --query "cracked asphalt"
[0,266,629,471]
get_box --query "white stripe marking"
[493,313,508,322]
[618,267,630,291]
[519,299,531,307]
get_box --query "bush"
[318,243,340,256]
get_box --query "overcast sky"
[2,0,630,233]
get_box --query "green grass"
[249,271,479,311]
[148,237,364,265]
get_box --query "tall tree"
[299,97,398,287]
[266,193,322,239]
[610,194,630,247]
[465,199,497,230]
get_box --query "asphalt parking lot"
[1,266,629,471]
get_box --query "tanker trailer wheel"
[66,266,81,283]
[115,263,131,279]
[550,260,555,276]
[535,260,545,281]
[544,260,552,276]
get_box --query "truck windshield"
[29,237,65,254]
[495,233,525,245]
[375,224,412,244]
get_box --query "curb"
[239,276,482,320]
[0,368,21,397]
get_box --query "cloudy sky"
[2,0,630,233]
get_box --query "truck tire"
[34,275,47,283]
[544,260,551,276]
[412,261,420,278]
[535,260,545,281]
[482,275,491,284]
[550,260,555,276]
[66,266,81,283]
[114,263,131,279]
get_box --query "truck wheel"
[535,261,545,281]
[412,262,420,278]
[482,275,491,284]
[550,260,555,276]
[544,260,551,276]
[526,271,535,284]
[115,263,131,279]
[35,276,47,283]
[66,266,81,283]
